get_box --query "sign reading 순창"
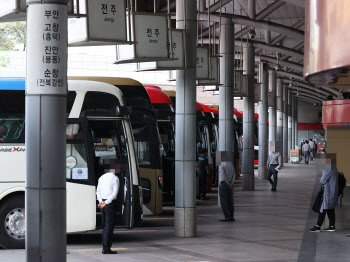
[196,47,210,80]
[116,13,170,63]
[26,4,68,95]
[68,0,127,46]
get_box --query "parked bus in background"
[69,77,163,216]
[145,85,175,203]
[0,78,143,249]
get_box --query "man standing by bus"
[97,164,120,254]
[266,143,282,192]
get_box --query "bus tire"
[0,196,25,249]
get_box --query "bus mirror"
[116,106,132,116]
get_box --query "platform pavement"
[0,160,349,262]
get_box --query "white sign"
[26,4,68,95]
[196,47,209,80]
[0,0,26,22]
[198,57,219,85]
[158,29,184,68]
[117,13,169,62]
[66,155,77,169]
[68,0,127,45]
[72,167,88,180]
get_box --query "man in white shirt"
[96,164,120,254]
[218,156,236,222]
[302,141,311,165]
[266,145,282,192]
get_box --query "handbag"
[312,186,324,213]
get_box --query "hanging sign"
[26,4,68,95]
[198,56,220,86]
[196,47,210,80]
[233,70,248,97]
[68,0,128,46]
[116,13,170,63]
[0,0,26,22]
[137,29,185,71]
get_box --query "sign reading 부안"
[26,4,67,95]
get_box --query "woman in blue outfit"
[310,154,338,232]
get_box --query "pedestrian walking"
[266,143,282,192]
[218,158,235,222]
[198,148,210,200]
[310,154,338,232]
[302,141,311,165]
[309,139,316,161]
[96,164,120,254]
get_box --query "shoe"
[325,227,336,232]
[309,226,321,232]
[102,249,118,254]
[228,218,236,221]
[271,188,276,192]
[219,219,232,222]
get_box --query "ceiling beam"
[270,19,305,45]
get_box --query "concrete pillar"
[242,42,255,191]
[294,97,298,146]
[291,94,295,149]
[288,90,292,155]
[276,78,283,164]
[175,0,197,237]
[283,85,288,163]
[265,30,271,44]
[26,0,68,261]
[218,18,234,161]
[268,70,276,149]
[258,63,269,180]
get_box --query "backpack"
[338,172,347,197]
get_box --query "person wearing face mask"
[309,154,338,232]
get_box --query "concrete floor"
[1,160,349,262]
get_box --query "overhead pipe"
[198,13,304,40]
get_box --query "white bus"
[0,78,143,249]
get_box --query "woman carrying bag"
[310,154,338,232]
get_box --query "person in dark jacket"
[310,154,338,232]
[198,149,210,200]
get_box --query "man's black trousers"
[267,164,278,190]
[317,209,335,227]
[219,181,234,220]
[101,200,117,252]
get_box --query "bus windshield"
[89,119,129,177]
[157,121,175,156]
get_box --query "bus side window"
[66,123,89,180]
[0,116,25,143]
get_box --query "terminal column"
[283,85,288,163]
[258,63,268,180]
[174,0,197,237]
[288,90,292,155]
[242,42,255,191]
[276,78,283,164]
[294,96,298,146]
[291,94,295,149]
[268,70,277,149]
[26,0,68,261]
[218,18,234,173]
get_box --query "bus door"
[87,117,134,229]
[65,119,96,233]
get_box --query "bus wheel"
[0,196,25,249]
